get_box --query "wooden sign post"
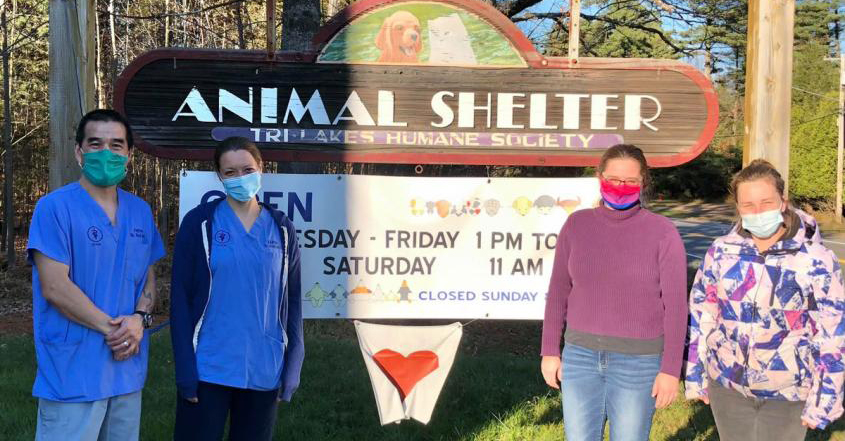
[568,0,580,63]
[743,0,795,191]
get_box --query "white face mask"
[741,205,784,239]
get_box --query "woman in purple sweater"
[541,144,688,440]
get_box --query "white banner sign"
[178,172,600,319]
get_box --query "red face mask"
[599,179,641,209]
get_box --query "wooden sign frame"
[114,0,718,167]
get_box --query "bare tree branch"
[0,18,46,56]
[512,9,691,55]
[480,0,544,18]
[648,0,674,13]
[11,121,45,147]
[98,0,245,20]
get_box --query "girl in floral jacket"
[685,160,845,439]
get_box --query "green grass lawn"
[2,322,844,441]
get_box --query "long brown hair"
[730,159,798,237]
[597,144,651,203]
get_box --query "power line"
[711,111,840,141]
[792,86,839,102]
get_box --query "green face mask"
[81,149,128,187]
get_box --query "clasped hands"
[105,314,144,361]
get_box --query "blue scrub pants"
[173,381,279,441]
[561,343,661,441]
[35,391,142,441]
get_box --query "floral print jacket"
[685,209,845,429]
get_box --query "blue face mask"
[222,172,261,202]
[741,207,784,238]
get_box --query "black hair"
[75,109,134,148]
[214,137,263,171]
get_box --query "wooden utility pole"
[837,53,844,223]
[2,4,13,266]
[49,0,95,190]
[567,0,580,63]
[743,0,795,193]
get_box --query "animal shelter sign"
[115,0,718,167]
[178,171,601,319]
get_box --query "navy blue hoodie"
[170,198,303,401]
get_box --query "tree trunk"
[281,0,321,52]
[324,0,342,19]
[234,1,245,49]
[108,0,117,87]
[94,8,104,108]
[49,0,95,190]
[165,0,171,46]
[182,0,188,46]
[3,4,14,265]
[280,0,323,173]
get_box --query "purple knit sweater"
[541,204,689,377]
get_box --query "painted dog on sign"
[376,11,423,63]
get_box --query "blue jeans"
[35,391,142,441]
[561,343,660,441]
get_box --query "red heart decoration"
[372,349,439,401]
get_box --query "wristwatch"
[133,311,153,329]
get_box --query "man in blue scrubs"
[27,109,165,441]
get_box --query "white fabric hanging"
[354,320,463,425]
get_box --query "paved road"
[672,218,845,268]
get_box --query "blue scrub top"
[27,182,165,402]
[195,202,285,391]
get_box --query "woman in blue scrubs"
[170,137,303,441]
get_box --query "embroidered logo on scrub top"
[265,238,282,249]
[130,228,147,241]
[87,226,104,243]
[214,230,231,245]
